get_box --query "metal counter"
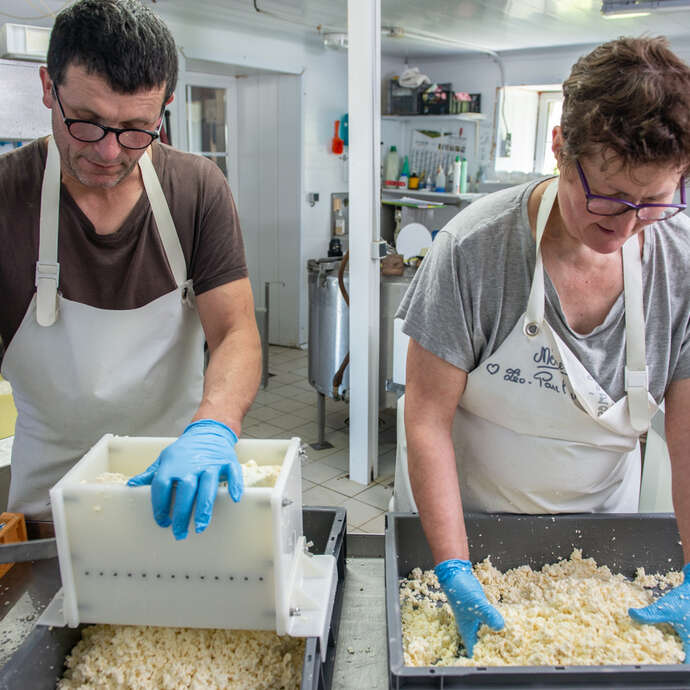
[332,536,387,690]
[0,534,388,690]
[0,559,61,670]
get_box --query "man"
[0,0,261,541]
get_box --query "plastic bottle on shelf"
[434,166,446,193]
[424,170,434,191]
[452,156,462,194]
[383,146,400,188]
[446,160,454,192]
[459,158,468,194]
[399,155,410,189]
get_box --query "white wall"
[383,39,690,180]
[160,16,348,346]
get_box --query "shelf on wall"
[381,113,485,158]
[382,113,485,122]
[382,189,485,206]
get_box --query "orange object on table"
[0,512,27,577]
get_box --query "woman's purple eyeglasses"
[576,160,686,222]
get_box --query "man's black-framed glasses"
[52,85,163,150]
[576,160,686,222]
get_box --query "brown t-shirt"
[0,138,247,349]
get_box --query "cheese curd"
[91,460,283,488]
[87,472,130,484]
[400,549,684,667]
[239,460,282,488]
[58,625,304,690]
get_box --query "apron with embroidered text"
[453,180,657,513]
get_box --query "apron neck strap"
[622,235,649,432]
[522,176,650,432]
[35,140,188,328]
[524,178,558,329]
[36,136,61,327]
[138,150,187,287]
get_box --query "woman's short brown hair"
[560,36,690,175]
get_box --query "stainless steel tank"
[307,257,413,408]
[307,258,350,399]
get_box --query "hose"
[332,251,350,399]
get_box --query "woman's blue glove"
[435,559,505,657]
[629,563,690,662]
[127,419,243,540]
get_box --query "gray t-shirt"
[397,179,690,403]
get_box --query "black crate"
[0,507,347,690]
[418,83,452,115]
[450,92,482,115]
[387,77,422,115]
[385,512,690,689]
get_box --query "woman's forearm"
[407,419,470,562]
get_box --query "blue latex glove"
[127,419,243,540]
[435,559,505,657]
[629,563,690,663]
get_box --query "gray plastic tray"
[0,506,346,690]
[385,512,690,689]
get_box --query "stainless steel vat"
[307,258,413,409]
[308,258,350,399]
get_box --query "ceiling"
[2,0,690,57]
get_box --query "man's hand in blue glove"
[629,563,690,663]
[435,559,505,657]
[127,419,243,540]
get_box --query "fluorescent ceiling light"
[602,0,690,15]
[602,10,652,17]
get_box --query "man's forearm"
[407,421,470,563]
[192,326,262,436]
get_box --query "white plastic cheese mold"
[42,435,337,656]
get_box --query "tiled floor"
[243,345,397,534]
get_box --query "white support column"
[347,0,381,485]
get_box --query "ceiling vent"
[0,23,51,62]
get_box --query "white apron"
[453,179,657,513]
[0,137,205,520]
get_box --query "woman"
[396,36,690,658]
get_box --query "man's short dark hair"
[47,0,178,102]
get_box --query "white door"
[235,73,302,347]
[174,71,302,347]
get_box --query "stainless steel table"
[0,534,389,690]
[332,534,388,689]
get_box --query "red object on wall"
[331,120,344,155]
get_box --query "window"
[534,92,563,175]
[495,85,563,175]
[186,85,229,176]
